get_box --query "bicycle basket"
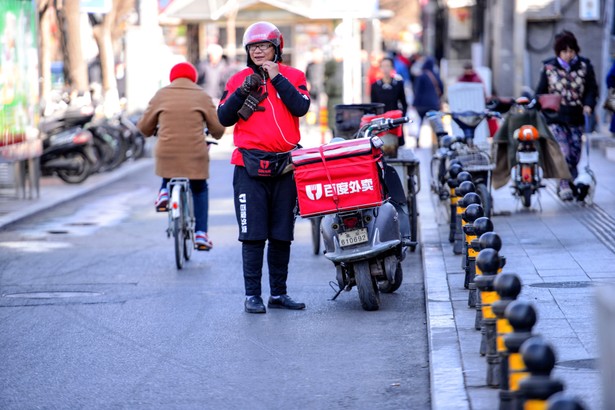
[449,149,494,173]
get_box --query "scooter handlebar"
[370,116,410,133]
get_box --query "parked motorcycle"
[292,115,411,311]
[39,104,97,184]
[511,124,544,208]
[40,108,96,184]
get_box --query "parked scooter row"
[39,95,146,184]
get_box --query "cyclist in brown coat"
[138,61,225,250]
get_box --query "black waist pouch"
[239,148,293,178]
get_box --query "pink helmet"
[242,21,284,52]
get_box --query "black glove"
[238,73,263,97]
[238,91,268,121]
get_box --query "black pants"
[233,166,297,296]
[242,239,291,297]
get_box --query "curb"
[417,152,469,410]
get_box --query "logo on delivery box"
[305,178,376,200]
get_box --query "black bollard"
[475,247,500,377]
[501,301,537,410]
[473,229,502,329]
[547,392,587,410]
[460,195,483,291]
[518,337,564,408]
[467,217,494,311]
[453,177,474,255]
[446,163,464,243]
[492,273,522,391]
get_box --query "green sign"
[0,0,40,154]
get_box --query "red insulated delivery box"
[291,138,384,217]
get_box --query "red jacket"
[218,65,310,166]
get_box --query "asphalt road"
[0,158,430,409]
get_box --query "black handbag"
[239,148,293,178]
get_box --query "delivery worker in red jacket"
[217,21,310,314]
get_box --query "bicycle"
[166,178,195,269]
[427,110,500,218]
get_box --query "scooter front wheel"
[311,217,322,255]
[379,261,403,293]
[354,261,380,311]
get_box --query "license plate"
[517,151,539,164]
[338,228,368,247]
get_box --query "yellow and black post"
[446,163,464,243]
[466,216,494,312]
[492,272,522,390]
[453,173,474,256]
[501,300,537,410]
[475,247,502,386]
[518,337,564,409]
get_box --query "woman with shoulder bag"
[217,21,310,314]
[535,30,598,201]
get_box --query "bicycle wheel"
[172,185,185,269]
[475,183,493,218]
[183,191,194,261]
[174,216,185,269]
[407,172,418,252]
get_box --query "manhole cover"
[529,281,593,288]
[47,230,69,235]
[66,222,97,226]
[557,358,597,370]
[3,291,103,299]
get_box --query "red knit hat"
[169,62,198,83]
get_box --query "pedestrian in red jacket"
[217,21,310,314]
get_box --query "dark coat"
[535,56,598,127]
[492,108,571,189]
[607,61,615,133]
[370,77,408,113]
[412,57,443,118]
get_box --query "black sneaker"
[267,295,306,310]
[245,296,266,314]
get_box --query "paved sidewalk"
[1,131,614,410]
[419,132,615,410]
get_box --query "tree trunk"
[59,0,89,96]
[38,2,52,107]
[91,10,120,116]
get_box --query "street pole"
[342,17,362,103]
[513,0,527,98]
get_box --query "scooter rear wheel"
[56,151,92,184]
[354,261,380,311]
[521,187,532,208]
